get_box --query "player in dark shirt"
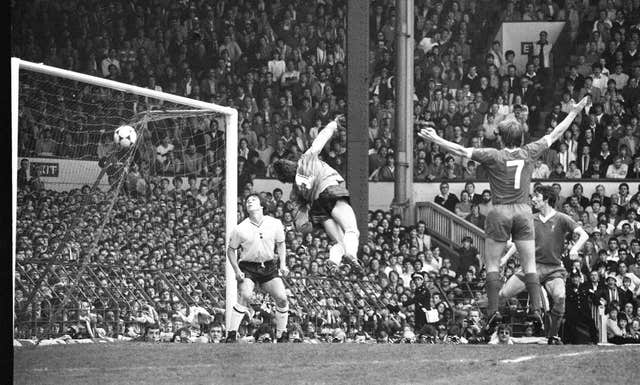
[499,185,588,344]
[418,96,588,326]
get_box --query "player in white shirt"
[271,115,364,275]
[226,194,290,343]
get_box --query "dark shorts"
[485,203,534,242]
[239,260,280,284]
[309,183,351,227]
[515,263,567,284]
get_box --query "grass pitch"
[13,343,640,385]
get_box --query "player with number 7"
[417,96,589,332]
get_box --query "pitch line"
[500,348,622,364]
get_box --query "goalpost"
[11,58,239,334]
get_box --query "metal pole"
[392,0,415,223]
[346,0,370,248]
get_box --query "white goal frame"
[11,58,239,332]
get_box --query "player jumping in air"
[272,115,364,274]
[418,96,588,327]
[499,185,589,344]
[226,194,290,343]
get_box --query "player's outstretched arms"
[544,96,589,145]
[306,115,344,156]
[417,122,473,159]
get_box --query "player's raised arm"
[543,96,588,146]
[417,123,474,159]
[306,115,343,156]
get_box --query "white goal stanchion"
[11,58,239,332]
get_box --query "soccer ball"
[114,125,137,148]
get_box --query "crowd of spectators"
[14,165,640,343]
[12,0,640,344]
[13,0,499,181]
[13,0,640,185]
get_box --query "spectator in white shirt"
[268,51,286,81]
[591,63,609,92]
[532,158,551,179]
[608,63,629,90]
[606,156,629,178]
[101,49,120,77]
[156,136,175,167]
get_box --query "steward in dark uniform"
[564,271,598,344]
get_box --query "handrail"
[415,201,486,256]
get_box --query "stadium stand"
[11,0,640,344]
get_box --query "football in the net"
[114,125,137,148]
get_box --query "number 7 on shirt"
[506,159,524,189]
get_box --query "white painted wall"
[498,21,565,73]
[21,156,634,211]
[254,179,635,211]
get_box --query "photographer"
[461,309,487,344]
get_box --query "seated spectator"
[549,163,566,179]
[532,158,551,179]
[566,161,583,179]
[606,156,629,179]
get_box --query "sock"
[548,311,564,339]
[229,303,248,333]
[524,273,542,312]
[343,230,359,260]
[329,243,344,265]
[275,305,289,337]
[486,271,502,315]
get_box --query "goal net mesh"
[15,67,233,339]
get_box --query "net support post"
[224,109,238,332]
[11,57,21,336]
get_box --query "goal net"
[12,58,238,338]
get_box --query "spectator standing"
[29,168,45,192]
[18,158,30,190]
[101,48,120,78]
[268,51,286,82]
[35,130,57,156]
[455,191,473,218]
[477,190,493,217]
[371,154,396,182]
[455,236,481,277]
[182,144,204,177]
[156,136,174,169]
[466,204,486,230]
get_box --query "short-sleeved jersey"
[534,211,578,266]
[228,216,285,263]
[295,151,344,202]
[471,137,549,204]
